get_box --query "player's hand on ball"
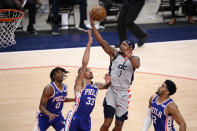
[89,11,95,26]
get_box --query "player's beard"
[85,75,93,80]
[156,89,159,95]
[89,75,93,79]
[89,72,93,79]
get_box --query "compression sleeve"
[142,108,152,131]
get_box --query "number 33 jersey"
[46,82,67,115]
[73,83,98,116]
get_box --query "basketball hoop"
[0,9,24,48]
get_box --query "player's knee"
[102,121,112,129]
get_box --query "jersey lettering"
[118,62,127,70]
[151,107,162,118]
[84,89,97,97]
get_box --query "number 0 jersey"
[45,82,67,115]
[151,95,175,131]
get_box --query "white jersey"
[109,54,134,89]
[105,54,134,117]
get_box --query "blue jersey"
[34,82,67,131]
[65,83,98,131]
[45,82,67,115]
[151,95,175,131]
[74,83,98,116]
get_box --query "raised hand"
[89,12,95,26]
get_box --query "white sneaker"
[99,25,105,30]
[86,23,100,29]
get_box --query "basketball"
[90,6,107,22]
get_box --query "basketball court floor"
[0,0,197,130]
[0,39,197,131]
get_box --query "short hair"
[164,80,177,96]
[124,40,135,50]
[50,67,68,81]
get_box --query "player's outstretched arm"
[64,98,75,102]
[39,85,58,121]
[75,30,92,92]
[89,12,117,60]
[64,84,75,102]
[96,74,111,90]
[166,103,186,131]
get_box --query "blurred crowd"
[0,0,196,46]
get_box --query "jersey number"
[55,102,61,109]
[152,115,157,124]
[86,97,95,106]
[118,70,122,77]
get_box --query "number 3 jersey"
[45,82,67,115]
[105,54,134,117]
[73,83,98,116]
[151,95,175,131]
[109,54,134,89]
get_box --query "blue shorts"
[35,112,65,131]
[65,111,91,131]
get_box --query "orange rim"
[0,9,24,22]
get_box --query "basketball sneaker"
[52,26,60,35]
[78,24,90,32]
[99,25,105,30]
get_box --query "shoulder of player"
[166,101,177,110]
[43,84,54,96]
[93,83,99,88]
[165,101,178,114]
[110,50,119,61]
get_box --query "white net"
[0,9,24,48]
